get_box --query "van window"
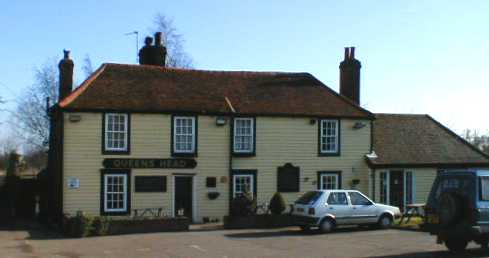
[296,191,323,205]
[480,177,489,201]
[428,175,474,207]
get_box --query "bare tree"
[463,129,489,155]
[151,13,193,68]
[12,58,58,151]
[82,54,94,78]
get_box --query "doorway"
[389,170,404,211]
[174,176,193,221]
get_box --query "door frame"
[379,170,416,210]
[172,174,197,222]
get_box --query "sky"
[1,0,488,147]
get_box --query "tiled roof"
[59,63,373,118]
[369,114,489,168]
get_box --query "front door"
[389,170,404,210]
[174,176,193,220]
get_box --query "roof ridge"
[104,63,309,76]
[375,113,428,117]
[425,115,489,161]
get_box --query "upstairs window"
[104,113,129,153]
[173,116,196,155]
[319,119,339,155]
[233,118,255,154]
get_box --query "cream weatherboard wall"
[63,112,371,222]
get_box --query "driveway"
[0,222,487,258]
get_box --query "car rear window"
[296,191,323,205]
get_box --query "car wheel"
[445,238,468,253]
[319,219,334,233]
[378,214,393,229]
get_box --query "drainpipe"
[225,97,236,214]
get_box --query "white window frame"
[104,113,128,152]
[173,116,196,153]
[233,118,254,153]
[320,119,339,154]
[233,174,254,198]
[103,173,128,213]
[404,170,416,206]
[320,174,339,190]
[379,171,390,204]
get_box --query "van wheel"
[445,238,468,253]
[378,214,393,229]
[319,219,334,233]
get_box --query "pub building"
[46,33,489,223]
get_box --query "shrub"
[230,193,255,217]
[269,192,286,215]
[92,216,111,236]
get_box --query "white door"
[320,174,339,190]
[233,174,254,198]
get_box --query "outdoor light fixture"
[216,116,227,126]
[68,114,81,122]
[352,122,366,129]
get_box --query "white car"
[292,190,401,233]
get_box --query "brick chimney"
[58,50,74,102]
[339,47,361,105]
[138,32,167,66]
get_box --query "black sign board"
[103,158,197,169]
[135,176,167,192]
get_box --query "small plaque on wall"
[68,177,80,189]
[135,176,167,192]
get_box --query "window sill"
[232,152,256,157]
[318,152,340,157]
[172,152,198,158]
[102,150,130,155]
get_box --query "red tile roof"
[59,63,373,118]
[368,114,489,168]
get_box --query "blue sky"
[1,1,488,145]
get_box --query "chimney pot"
[339,47,361,105]
[154,32,162,46]
[58,49,74,102]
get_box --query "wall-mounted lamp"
[352,122,366,129]
[68,114,81,122]
[303,177,310,182]
[216,116,227,126]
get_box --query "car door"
[348,191,378,224]
[325,192,352,225]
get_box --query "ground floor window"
[404,171,415,205]
[232,170,257,199]
[101,170,131,215]
[318,171,341,190]
[379,171,389,204]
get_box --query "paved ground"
[1,221,488,258]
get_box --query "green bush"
[230,193,256,216]
[269,192,286,215]
[63,213,110,237]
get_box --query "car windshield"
[296,191,323,205]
